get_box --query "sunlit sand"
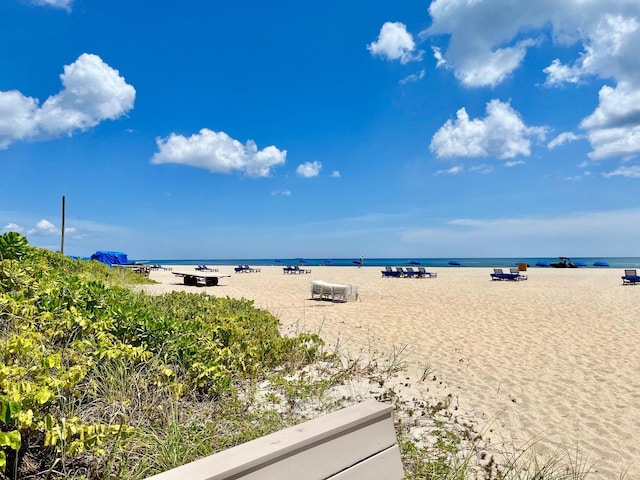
[141,265,640,478]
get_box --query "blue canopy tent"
[90,251,133,266]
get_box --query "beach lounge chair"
[417,267,437,278]
[394,267,405,277]
[381,266,401,278]
[403,267,418,278]
[234,265,249,273]
[490,268,524,281]
[283,265,295,274]
[622,269,640,285]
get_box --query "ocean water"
[139,257,640,269]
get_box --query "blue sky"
[2,0,640,259]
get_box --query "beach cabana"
[90,250,132,266]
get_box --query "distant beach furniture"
[490,268,527,281]
[150,264,172,271]
[593,261,609,267]
[448,260,461,266]
[283,265,311,274]
[381,266,401,278]
[172,271,230,286]
[195,265,217,272]
[310,280,358,302]
[113,264,151,277]
[417,267,437,278]
[403,267,418,277]
[381,266,437,278]
[621,269,640,285]
[235,265,261,273]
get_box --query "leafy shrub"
[0,232,30,262]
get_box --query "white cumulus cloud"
[28,219,58,235]
[423,1,640,160]
[368,22,423,64]
[296,161,322,178]
[152,128,287,178]
[430,99,546,160]
[0,54,135,149]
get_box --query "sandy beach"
[141,265,640,478]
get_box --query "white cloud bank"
[368,22,423,64]
[151,129,287,178]
[423,0,640,160]
[0,54,135,149]
[430,99,546,160]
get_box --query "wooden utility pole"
[60,195,66,254]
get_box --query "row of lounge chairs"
[381,266,437,278]
[490,268,528,281]
[283,265,311,274]
[235,265,261,273]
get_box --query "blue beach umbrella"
[535,261,550,267]
[448,260,461,266]
[407,260,421,265]
[274,259,282,263]
[574,261,587,267]
[593,261,609,267]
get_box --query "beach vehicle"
[549,257,577,268]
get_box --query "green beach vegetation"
[0,233,595,479]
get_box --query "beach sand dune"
[143,266,640,478]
